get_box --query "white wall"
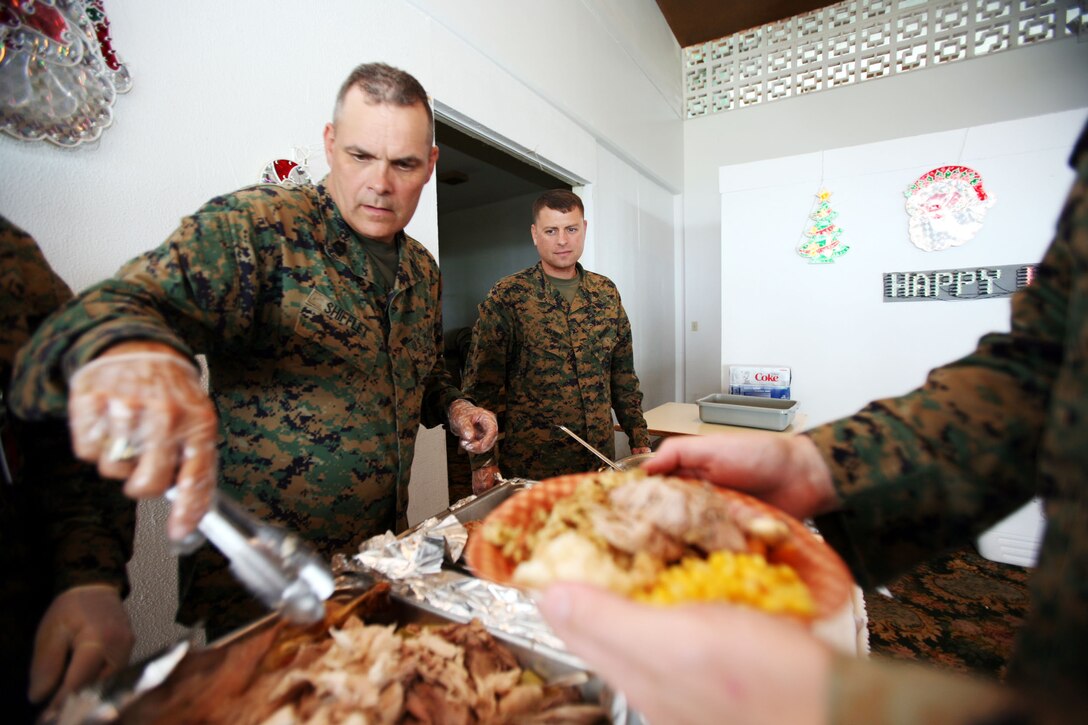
[593,147,679,413]
[0,0,682,658]
[682,39,1088,411]
[408,0,684,192]
[719,109,1085,427]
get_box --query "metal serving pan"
[697,392,799,431]
[448,477,536,525]
[219,584,621,702]
[396,478,536,570]
[54,582,630,724]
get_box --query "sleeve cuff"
[829,652,1021,725]
[469,445,498,471]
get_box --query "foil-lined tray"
[51,584,628,724]
[332,479,570,651]
[50,479,643,724]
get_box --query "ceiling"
[654,0,841,47]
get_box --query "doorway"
[434,120,569,499]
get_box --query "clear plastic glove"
[472,464,501,494]
[67,343,219,540]
[642,431,838,520]
[447,399,499,455]
[28,584,134,716]
[538,582,831,725]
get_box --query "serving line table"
[637,401,809,438]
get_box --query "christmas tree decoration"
[904,165,994,252]
[797,189,849,264]
[0,0,131,147]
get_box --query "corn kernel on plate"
[463,469,854,621]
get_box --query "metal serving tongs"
[557,425,621,471]
[166,488,335,625]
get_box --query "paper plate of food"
[463,469,854,621]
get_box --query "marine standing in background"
[8,63,498,638]
[463,189,651,491]
[1,216,135,720]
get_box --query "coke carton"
[728,365,791,399]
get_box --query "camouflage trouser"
[0,475,51,721]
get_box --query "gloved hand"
[447,399,499,455]
[67,342,219,541]
[472,464,502,494]
[29,585,134,714]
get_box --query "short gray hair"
[333,62,434,141]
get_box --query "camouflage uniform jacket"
[811,125,1088,724]
[463,262,649,481]
[8,183,463,630]
[1,215,134,598]
[2,216,135,715]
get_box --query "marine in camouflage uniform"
[0,216,134,718]
[463,260,650,481]
[8,181,465,637]
[809,122,1088,723]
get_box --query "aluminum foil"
[333,493,571,656]
[51,639,194,725]
[48,482,643,725]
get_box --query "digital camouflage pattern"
[8,182,463,635]
[463,262,649,481]
[811,123,1088,723]
[1,216,134,716]
[1,215,134,595]
[0,217,71,382]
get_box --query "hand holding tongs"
[166,488,335,625]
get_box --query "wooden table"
[639,402,808,437]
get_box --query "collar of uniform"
[395,235,431,292]
[533,261,599,312]
[316,181,413,289]
[532,261,585,289]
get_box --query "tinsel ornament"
[796,189,850,264]
[903,165,994,252]
[261,158,313,186]
[1,0,131,147]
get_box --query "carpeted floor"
[864,547,1032,680]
